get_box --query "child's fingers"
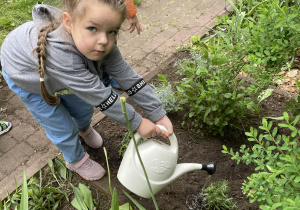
[155,125,161,137]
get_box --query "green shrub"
[174,51,251,135]
[222,0,300,74]
[222,112,300,209]
[173,0,300,136]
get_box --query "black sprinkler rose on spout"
[201,162,216,175]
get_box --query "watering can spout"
[169,162,216,181]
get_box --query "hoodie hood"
[32,4,63,29]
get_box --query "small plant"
[150,74,178,113]
[71,183,96,210]
[247,88,274,117]
[203,180,238,210]
[118,131,132,157]
[222,112,300,209]
[118,130,147,157]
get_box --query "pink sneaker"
[66,153,105,181]
[79,125,103,148]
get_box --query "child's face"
[63,2,123,61]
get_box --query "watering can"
[117,125,216,199]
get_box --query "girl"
[0,0,173,181]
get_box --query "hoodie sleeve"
[102,46,167,123]
[125,0,137,18]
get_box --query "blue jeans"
[2,69,93,163]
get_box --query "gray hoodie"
[0,4,166,130]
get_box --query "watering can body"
[117,125,216,199]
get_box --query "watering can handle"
[134,125,178,153]
[156,125,178,153]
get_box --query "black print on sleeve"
[96,91,118,111]
[125,79,146,96]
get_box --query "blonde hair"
[34,0,127,106]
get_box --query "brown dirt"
[1,51,296,210]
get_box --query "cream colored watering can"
[117,125,216,199]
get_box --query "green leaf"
[189,112,195,118]
[292,115,300,125]
[225,0,239,13]
[71,198,81,210]
[268,146,276,151]
[247,101,256,112]
[55,159,67,180]
[20,171,28,210]
[224,93,232,98]
[204,108,211,120]
[271,203,282,208]
[245,132,253,137]
[258,89,274,103]
[119,203,132,210]
[272,127,278,137]
[71,184,88,210]
[48,158,58,181]
[111,188,119,210]
[248,138,256,142]
[265,116,284,120]
[123,190,145,210]
[283,112,290,123]
[291,130,297,137]
[279,123,290,128]
[260,205,271,210]
[267,165,276,172]
[264,50,271,56]
[294,176,300,183]
[78,183,94,210]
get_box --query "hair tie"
[40,78,44,82]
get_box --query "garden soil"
[81,51,297,210]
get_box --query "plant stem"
[120,97,159,210]
[103,147,113,196]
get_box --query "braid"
[34,21,61,106]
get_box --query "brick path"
[0,0,229,199]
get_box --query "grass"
[0,0,61,46]
[133,0,142,6]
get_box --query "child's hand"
[155,115,173,139]
[136,118,161,139]
[127,15,143,35]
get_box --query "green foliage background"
[173,0,300,135]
